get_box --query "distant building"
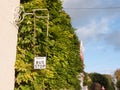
[80,41,84,62]
[79,41,88,90]
[0,0,19,90]
[79,41,85,90]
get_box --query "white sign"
[34,57,46,69]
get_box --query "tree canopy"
[115,68,120,81]
[15,0,83,90]
[114,68,120,90]
[89,73,109,90]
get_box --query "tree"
[103,74,114,90]
[15,0,83,90]
[90,82,101,90]
[117,80,120,89]
[89,73,109,90]
[115,68,120,80]
[83,72,92,87]
[114,69,120,90]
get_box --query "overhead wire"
[63,6,120,10]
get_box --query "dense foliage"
[15,0,83,90]
[103,74,114,90]
[83,72,92,86]
[117,80,120,89]
[89,73,109,90]
[90,82,101,90]
[114,69,120,90]
[85,73,114,90]
[115,68,120,80]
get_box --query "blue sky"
[63,0,120,74]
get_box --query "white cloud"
[104,31,120,50]
[76,18,120,50]
[63,0,120,27]
[63,0,120,50]
[75,18,109,43]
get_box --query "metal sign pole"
[33,9,49,69]
[15,6,49,69]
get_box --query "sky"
[63,0,120,74]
